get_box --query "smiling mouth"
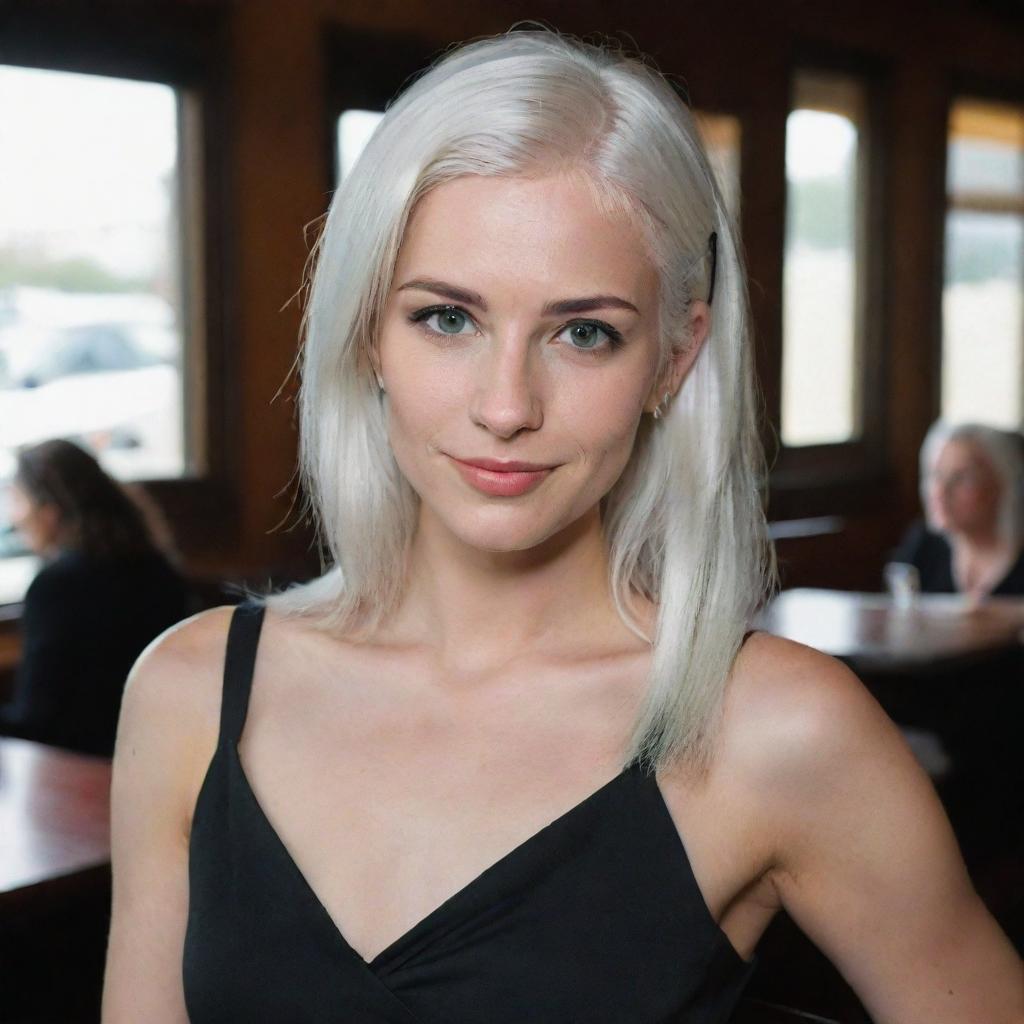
[447,455,555,497]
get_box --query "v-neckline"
[229,741,642,973]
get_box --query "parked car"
[15,323,161,388]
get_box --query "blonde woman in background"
[890,421,1024,600]
[103,30,1023,1023]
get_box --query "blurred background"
[0,0,1021,1021]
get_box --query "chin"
[438,500,579,554]
[453,520,560,554]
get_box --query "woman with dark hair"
[0,438,191,756]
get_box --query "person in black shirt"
[889,422,1024,598]
[0,439,191,756]
[104,31,1022,1020]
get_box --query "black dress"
[0,547,191,756]
[888,519,1024,595]
[183,602,758,1022]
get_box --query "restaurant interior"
[0,0,1022,1021]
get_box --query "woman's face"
[925,439,1003,538]
[376,172,707,553]
[8,481,61,555]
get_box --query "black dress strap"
[219,601,266,749]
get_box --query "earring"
[652,391,671,420]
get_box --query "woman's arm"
[749,639,1023,1022]
[101,607,233,1023]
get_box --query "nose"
[469,335,544,439]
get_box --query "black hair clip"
[707,231,718,306]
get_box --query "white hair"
[919,419,1024,548]
[265,29,778,773]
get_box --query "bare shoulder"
[118,603,237,745]
[717,629,894,791]
[718,632,1024,1020]
[113,604,239,836]
[104,606,242,1020]
[710,629,918,888]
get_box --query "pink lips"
[448,455,554,497]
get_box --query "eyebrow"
[396,278,640,317]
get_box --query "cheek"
[379,362,466,487]
[559,385,646,485]
[975,485,1002,516]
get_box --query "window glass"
[942,99,1024,427]
[336,109,384,180]
[782,72,867,447]
[0,65,187,599]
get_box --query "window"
[0,63,199,601]
[336,108,383,180]
[942,97,1024,428]
[782,71,869,447]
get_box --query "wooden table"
[0,737,111,913]
[0,738,112,1022]
[757,588,1024,674]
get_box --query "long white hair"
[265,29,778,773]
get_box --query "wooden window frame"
[0,3,238,566]
[768,47,891,520]
[324,26,441,186]
[938,74,1024,427]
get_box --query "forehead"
[936,438,992,471]
[393,173,659,306]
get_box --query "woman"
[0,438,191,756]
[890,420,1024,598]
[102,31,1023,1022]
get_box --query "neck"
[948,526,1010,557]
[382,505,644,676]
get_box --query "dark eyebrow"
[396,278,640,318]
[397,279,488,310]
[541,295,640,316]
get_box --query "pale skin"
[926,438,1021,598]
[102,173,1024,1021]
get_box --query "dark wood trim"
[770,45,893,498]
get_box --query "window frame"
[768,47,891,518]
[938,74,1024,429]
[324,26,441,187]
[0,5,238,569]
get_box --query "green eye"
[568,324,601,348]
[410,304,477,337]
[436,308,468,333]
[556,320,624,353]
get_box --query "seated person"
[0,439,191,756]
[889,421,1024,598]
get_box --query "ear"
[364,343,384,387]
[643,299,712,414]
